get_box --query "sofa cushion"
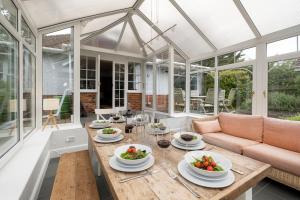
[243,144,300,176]
[263,117,300,153]
[218,112,263,142]
[203,132,259,154]
[193,119,221,134]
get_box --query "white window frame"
[127,62,142,93]
[80,55,97,93]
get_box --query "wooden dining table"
[86,122,271,200]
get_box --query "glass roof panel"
[241,0,300,35]
[22,0,136,27]
[175,0,254,49]
[82,23,123,49]
[140,0,213,58]
[132,15,167,51]
[81,13,126,35]
[118,24,143,55]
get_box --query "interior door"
[99,60,113,109]
[114,63,125,108]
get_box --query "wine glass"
[156,128,171,168]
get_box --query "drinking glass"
[156,128,171,168]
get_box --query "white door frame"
[113,61,127,110]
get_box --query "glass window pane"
[87,70,95,79]
[120,99,124,107]
[0,24,19,157]
[80,56,86,69]
[23,46,36,135]
[235,47,256,62]
[80,70,86,79]
[21,17,36,50]
[156,56,169,113]
[128,62,134,74]
[218,52,234,66]
[145,63,153,108]
[190,62,215,115]
[87,80,95,89]
[202,57,215,68]
[42,28,74,123]
[267,37,298,57]
[0,0,18,29]
[268,59,300,120]
[241,0,300,35]
[80,80,86,89]
[118,25,143,55]
[174,61,186,113]
[87,57,96,70]
[218,66,253,114]
[176,0,254,48]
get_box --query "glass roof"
[22,0,300,59]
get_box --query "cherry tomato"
[203,161,209,167]
[194,161,201,168]
[211,161,217,167]
[207,166,213,171]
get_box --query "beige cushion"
[263,117,300,153]
[193,119,221,134]
[243,144,300,176]
[203,132,259,154]
[218,112,263,142]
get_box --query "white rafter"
[168,0,217,51]
[233,0,261,38]
[128,16,147,56]
[115,20,128,51]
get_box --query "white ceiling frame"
[136,9,189,60]
[115,21,128,51]
[133,0,145,10]
[81,16,127,41]
[38,7,132,32]
[233,0,261,38]
[168,0,217,51]
[128,16,147,56]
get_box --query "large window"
[80,56,96,91]
[156,51,169,113]
[0,24,19,157]
[21,17,35,50]
[218,66,253,114]
[128,62,141,91]
[23,46,35,136]
[268,59,300,120]
[218,47,256,66]
[145,63,153,108]
[174,52,186,113]
[267,36,299,57]
[42,28,74,123]
[190,58,215,115]
[114,63,125,107]
[0,0,18,29]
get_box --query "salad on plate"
[192,155,223,172]
[120,146,149,160]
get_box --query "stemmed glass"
[156,128,171,168]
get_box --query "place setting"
[171,131,206,150]
[109,144,155,173]
[93,127,124,143]
[89,119,111,129]
[177,151,235,188]
[109,113,126,123]
[147,122,169,135]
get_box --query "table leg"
[235,188,252,200]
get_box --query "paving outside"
[38,157,300,200]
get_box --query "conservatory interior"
[0,0,300,200]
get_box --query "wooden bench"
[51,150,100,200]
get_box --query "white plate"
[114,144,152,165]
[184,151,232,177]
[178,160,235,188]
[182,161,228,181]
[89,124,111,129]
[93,134,124,143]
[97,128,122,139]
[174,132,202,145]
[109,155,155,172]
[171,139,206,150]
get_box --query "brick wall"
[128,92,142,111]
[145,94,168,112]
[80,92,96,113]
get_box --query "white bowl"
[114,144,152,165]
[184,151,232,177]
[97,128,121,139]
[174,132,202,145]
[92,120,110,127]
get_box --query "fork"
[168,169,201,198]
[119,170,159,183]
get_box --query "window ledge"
[0,123,82,200]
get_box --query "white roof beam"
[169,0,217,51]
[128,16,147,56]
[81,16,127,41]
[133,0,145,9]
[38,7,131,32]
[115,21,128,51]
[136,9,189,60]
[233,0,261,38]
